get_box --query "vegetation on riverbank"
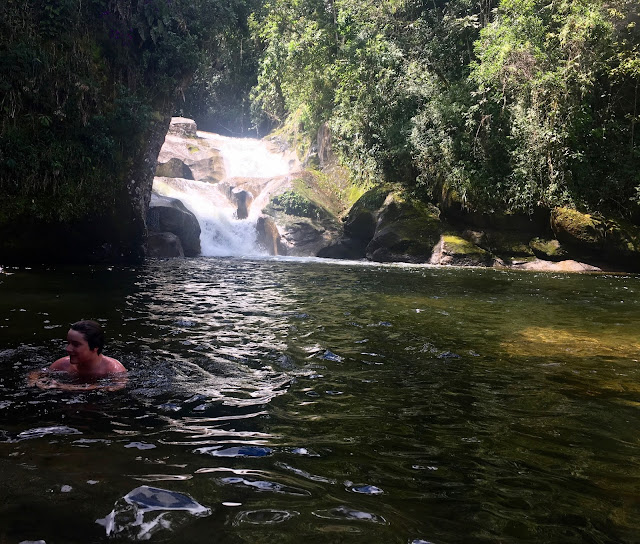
[248,0,639,222]
[0,0,249,261]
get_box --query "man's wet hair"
[70,320,105,354]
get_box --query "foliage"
[269,189,326,218]
[0,0,246,225]
[249,0,640,219]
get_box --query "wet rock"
[147,232,184,258]
[233,189,254,219]
[168,117,198,138]
[430,234,494,266]
[256,216,286,255]
[551,207,640,269]
[511,259,601,272]
[155,158,194,180]
[529,237,568,261]
[189,154,225,183]
[366,193,442,263]
[147,193,201,257]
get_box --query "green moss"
[442,234,488,256]
[530,238,565,258]
[188,145,200,153]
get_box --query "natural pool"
[1,257,639,543]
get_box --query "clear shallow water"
[1,258,639,543]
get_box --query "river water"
[1,258,639,543]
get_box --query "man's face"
[65,329,98,366]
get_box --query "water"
[1,259,639,543]
[153,131,297,258]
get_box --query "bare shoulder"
[103,356,127,374]
[50,357,72,371]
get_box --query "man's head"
[70,320,105,355]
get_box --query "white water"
[153,131,296,257]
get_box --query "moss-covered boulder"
[430,234,494,266]
[529,238,568,261]
[551,208,604,249]
[318,186,392,259]
[366,192,442,263]
[551,207,640,269]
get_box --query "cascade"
[153,131,296,257]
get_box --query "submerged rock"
[147,232,184,258]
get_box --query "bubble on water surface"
[125,442,156,450]
[96,485,211,540]
[220,477,310,496]
[158,402,181,412]
[234,509,298,525]
[321,350,343,362]
[312,505,386,524]
[17,426,81,440]
[348,484,384,495]
[194,445,272,457]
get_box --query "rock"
[232,189,254,220]
[317,238,367,260]
[551,207,604,250]
[316,123,334,168]
[189,155,225,183]
[147,193,201,257]
[529,237,568,261]
[168,117,198,138]
[147,232,184,258]
[155,158,194,180]
[366,193,442,263]
[430,234,494,266]
[551,207,640,269]
[511,259,601,272]
[256,216,286,255]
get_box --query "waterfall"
[153,131,296,258]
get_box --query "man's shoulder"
[50,357,71,370]
[103,356,127,373]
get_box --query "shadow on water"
[1,259,640,543]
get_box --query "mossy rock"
[431,234,494,266]
[551,207,640,269]
[529,238,568,261]
[366,192,442,263]
[551,207,604,248]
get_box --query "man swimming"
[29,320,126,390]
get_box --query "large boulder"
[551,207,640,269]
[147,193,201,257]
[366,193,442,263]
[318,186,391,259]
[156,158,194,180]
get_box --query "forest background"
[0,0,638,259]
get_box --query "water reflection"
[0,259,639,543]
